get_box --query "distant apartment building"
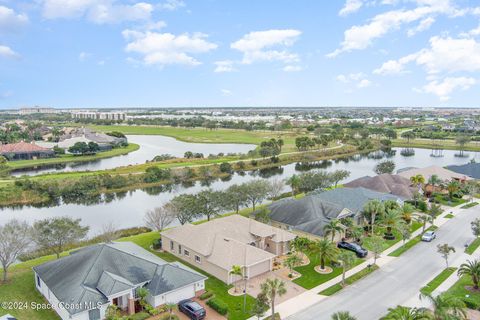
[19,107,58,114]
[72,111,126,121]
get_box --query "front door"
[112,297,119,306]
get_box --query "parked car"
[178,299,206,320]
[337,241,368,258]
[421,231,436,242]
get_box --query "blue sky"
[1,0,480,108]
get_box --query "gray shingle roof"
[447,163,480,179]
[33,242,206,315]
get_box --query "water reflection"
[1,147,476,234]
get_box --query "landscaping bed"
[461,202,479,209]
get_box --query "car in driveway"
[421,231,437,242]
[337,241,368,258]
[178,299,206,320]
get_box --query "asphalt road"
[287,206,480,320]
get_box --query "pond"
[1,147,477,235]
[11,135,257,176]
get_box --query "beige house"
[161,215,295,284]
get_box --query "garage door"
[248,259,271,278]
[164,285,195,304]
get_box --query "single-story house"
[161,215,295,284]
[33,242,206,320]
[268,187,403,239]
[397,165,471,182]
[0,141,55,160]
[344,174,416,199]
[57,136,112,152]
[446,163,480,179]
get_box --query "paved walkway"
[250,203,480,320]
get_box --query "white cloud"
[373,53,418,75]
[339,0,363,17]
[214,60,236,73]
[78,51,91,61]
[283,65,302,72]
[123,30,217,66]
[327,1,457,57]
[422,77,476,101]
[460,24,480,38]
[336,72,371,88]
[231,29,301,65]
[157,0,185,11]
[0,45,18,58]
[42,0,153,24]
[221,89,232,96]
[407,17,435,37]
[0,5,28,34]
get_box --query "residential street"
[287,206,480,320]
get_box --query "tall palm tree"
[331,311,357,320]
[310,238,339,270]
[362,200,385,235]
[384,306,431,320]
[324,219,344,242]
[446,180,460,201]
[410,174,426,191]
[457,259,480,290]
[229,265,243,293]
[380,209,406,240]
[260,278,287,320]
[419,292,467,320]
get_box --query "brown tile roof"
[0,141,50,153]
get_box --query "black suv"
[337,241,368,258]
[178,299,206,320]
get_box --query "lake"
[12,135,257,176]
[1,147,476,235]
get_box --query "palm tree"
[286,175,301,197]
[428,204,443,226]
[331,311,357,320]
[165,302,177,320]
[384,306,431,320]
[229,265,244,293]
[338,251,356,286]
[310,238,338,271]
[285,253,302,275]
[291,237,311,253]
[414,213,433,233]
[428,174,441,190]
[380,209,406,240]
[410,174,425,191]
[324,219,344,242]
[457,259,480,290]
[446,180,460,201]
[419,292,467,320]
[362,200,385,235]
[260,278,287,320]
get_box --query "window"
[195,255,201,263]
[178,244,182,254]
[184,249,190,256]
[170,241,174,251]
[88,309,100,320]
[36,275,41,288]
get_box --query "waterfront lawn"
[319,264,379,296]
[443,275,480,310]
[0,231,255,320]
[465,237,480,255]
[420,267,457,295]
[5,143,140,171]
[293,252,363,290]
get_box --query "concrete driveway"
[286,205,480,320]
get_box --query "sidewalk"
[249,204,463,320]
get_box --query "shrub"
[250,159,258,166]
[206,298,228,315]
[53,146,65,155]
[236,161,246,170]
[129,312,150,320]
[417,200,428,212]
[219,162,233,173]
[159,315,179,320]
[152,238,162,250]
[199,291,214,300]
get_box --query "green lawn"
[443,275,480,310]
[465,237,480,255]
[0,231,255,320]
[319,264,379,296]
[363,221,423,254]
[460,202,479,209]
[445,214,455,219]
[391,138,480,152]
[433,195,467,207]
[5,143,140,170]
[293,251,363,290]
[420,267,457,295]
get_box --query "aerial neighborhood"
[2,1,480,319]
